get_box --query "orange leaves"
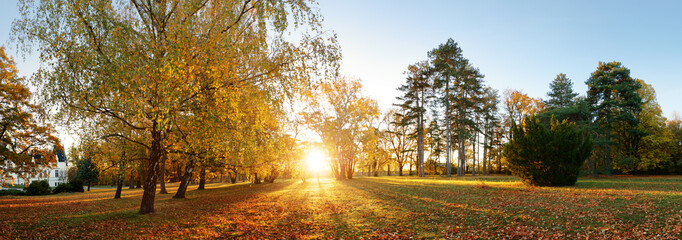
[1,176,682,238]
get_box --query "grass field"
[1,175,681,239]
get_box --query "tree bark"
[159,152,168,194]
[197,167,206,190]
[129,169,135,189]
[417,89,425,177]
[472,131,477,176]
[445,75,452,177]
[114,162,123,199]
[87,181,91,191]
[136,172,142,188]
[604,125,612,176]
[173,157,195,199]
[253,173,261,184]
[483,125,488,175]
[139,130,161,214]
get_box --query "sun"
[306,149,327,172]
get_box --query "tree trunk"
[458,131,464,176]
[445,76,452,177]
[159,152,168,194]
[497,149,502,174]
[604,125,612,176]
[87,181,91,191]
[115,163,123,199]
[129,169,135,189]
[253,173,261,184]
[139,131,161,214]
[197,167,206,190]
[418,89,425,177]
[483,126,488,175]
[398,163,403,176]
[586,158,599,177]
[173,157,195,199]
[346,164,354,180]
[136,172,142,188]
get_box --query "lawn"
[1,176,681,239]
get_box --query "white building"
[8,151,69,187]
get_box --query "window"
[55,170,59,178]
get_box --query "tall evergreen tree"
[428,38,483,176]
[586,61,643,176]
[76,157,99,191]
[428,39,465,177]
[396,62,432,177]
[480,87,500,175]
[546,73,578,109]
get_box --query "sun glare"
[306,149,326,172]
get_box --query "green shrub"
[69,179,85,192]
[0,189,26,196]
[26,180,51,195]
[53,183,75,194]
[503,116,593,186]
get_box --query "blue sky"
[1,0,681,121]
[317,0,682,118]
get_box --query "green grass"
[1,175,681,239]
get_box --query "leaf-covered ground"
[1,176,681,239]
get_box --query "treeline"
[377,38,682,177]
[293,38,682,181]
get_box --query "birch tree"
[14,0,339,214]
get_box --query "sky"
[1,0,681,149]
[316,0,682,117]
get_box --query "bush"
[503,116,593,186]
[53,182,83,194]
[68,179,85,192]
[26,180,51,195]
[0,189,26,196]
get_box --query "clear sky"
[316,0,682,118]
[1,1,681,149]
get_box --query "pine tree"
[76,157,99,191]
[546,73,578,109]
[586,61,643,176]
[428,38,484,176]
[396,62,432,177]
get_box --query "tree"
[480,87,500,175]
[585,61,642,176]
[667,113,682,174]
[306,76,379,180]
[384,109,414,176]
[0,46,60,184]
[425,119,445,175]
[428,38,466,177]
[630,79,674,173]
[503,116,593,186]
[15,0,339,214]
[396,62,433,177]
[451,65,485,176]
[427,39,488,177]
[76,156,99,191]
[545,73,578,109]
[503,89,544,128]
